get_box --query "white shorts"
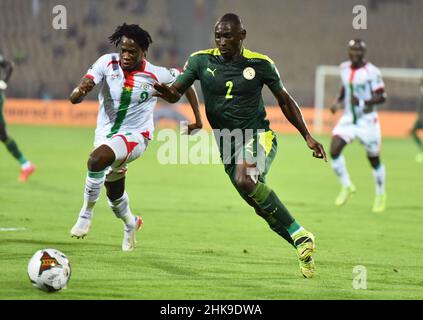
[332,114,381,157]
[94,131,149,182]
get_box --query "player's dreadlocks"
[109,23,153,51]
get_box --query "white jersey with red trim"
[339,61,385,123]
[85,53,180,140]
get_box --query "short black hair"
[109,23,153,51]
[217,13,243,29]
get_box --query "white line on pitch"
[0,227,28,232]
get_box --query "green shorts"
[223,130,278,188]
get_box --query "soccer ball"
[27,248,71,292]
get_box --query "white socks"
[78,171,136,229]
[78,171,106,220]
[372,164,386,196]
[107,192,135,229]
[331,155,352,188]
[21,161,32,170]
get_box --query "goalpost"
[313,65,423,134]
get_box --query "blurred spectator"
[84,0,100,26]
[38,82,53,100]
[97,41,112,55]
[14,49,28,65]
[67,26,78,39]
[168,38,179,67]
[116,0,128,9]
[132,0,148,15]
[77,35,87,49]
[32,0,40,17]
[53,44,66,58]
[151,46,163,61]
[40,31,51,44]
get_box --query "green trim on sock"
[88,170,105,178]
[18,156,27,165]
[249,182,272,205]
[287,221,302,235]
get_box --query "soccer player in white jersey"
[330,39,387,213]
[69,24,202,251]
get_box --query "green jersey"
[175,48,284,131]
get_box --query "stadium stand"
[0,0,422,110]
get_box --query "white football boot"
[70,217,91,239]
[122,216,143,251]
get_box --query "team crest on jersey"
[243,67,255,80]
[111,73,120,80]
[140,83,151,91]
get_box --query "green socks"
[249,182,295,227]
[249,182,303,245]
[3,137,27,164]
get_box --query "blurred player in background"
[154,13,327,278]
[0,53,36,182]
[69,24,201,251]
[410,80,423,163]
[330,39,387,213]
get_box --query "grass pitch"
[0,125,422,299]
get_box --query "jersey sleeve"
[174,54,201,93]
[370,66,385,92]
[85,54,110,85]
[262,61,285,94]
[156,67,181,86]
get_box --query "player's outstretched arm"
[274,88,327,161]
[69,77,95,104]
[183,85,203,135]
[153,83,183,103]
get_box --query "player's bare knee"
[330,147,341,160]
[87,153,107,171]
[87,146,115,171]
[235,174,256,194]
[330,143,342,159]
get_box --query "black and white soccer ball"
[27,248,71,292]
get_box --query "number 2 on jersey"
[225,81,233,99]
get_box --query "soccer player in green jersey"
[411,81,423,163]
[0,53,36,182]
[154,13,327,278]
